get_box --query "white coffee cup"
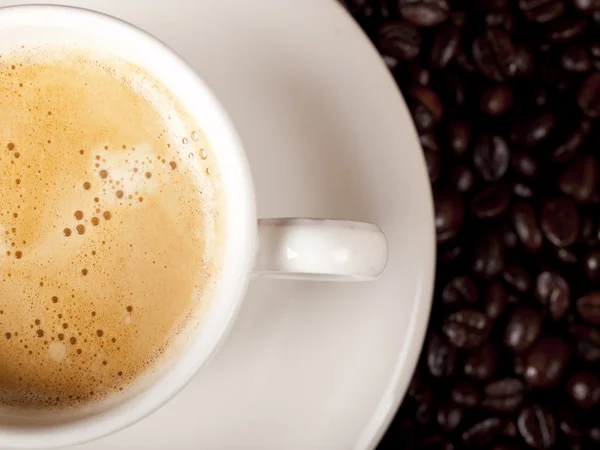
[0,5,388,448]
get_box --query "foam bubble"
[48,343,66,362]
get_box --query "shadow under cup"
[0,5,255,448]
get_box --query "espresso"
[0,47,223,409]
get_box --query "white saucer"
[0,1,435,448]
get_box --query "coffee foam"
[0,46,224,410]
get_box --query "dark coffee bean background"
[339,1,600,448]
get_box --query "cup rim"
[0,4,257,448]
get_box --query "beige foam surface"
[0,47,223,409]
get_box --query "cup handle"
[254,218,388,281]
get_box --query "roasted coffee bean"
[443,309,490,348]
[409,86,443,120]
[513,355,526,377]
[480,85,514,116]
[500,220,518,248]
[373,0,394,19]
[535,271,570,320]
[407,372,426,400]
[518,404,556,449]
[528,86,551,107]
[419,132,440,153]
[408,86,443,131]
[504,307,543,353]
[485,11,515,34]
[455,43,479,74]
[485,280,508,320]
[448,9,467,26]
[340,0,374,15]
[471,184,512,219]
[556,247,578,264]
[483,378,524,413]
[424,148,440,183]
[442,275,478,306]
[549,126,587,163]
[438,241,464,264]
[430,24,460,69]
[472,28,517,82]
[577,292,600,324]
[561,45,592,72]
[436,401,463,431]
[545,16,588,42]
[567,372,600,409]
[524,336,569,388]
[519,0,566,23]
[339,0,372,17]
[378,21,421,60]
[426,333,457,377]
[592,41,600,69]
[569,324,600,361]
[472,228,506,278]
[509,112,556,148]
[590,426,600,444]
[462,417,503,447]
[584,248,600,282]
[447,119,472,156]
[573,0,600,12]
[578,72,600,117]
[415,399,434,425]
[404,62,431,86]
[558,155,598,202]
[398,0,450,27]
[514,46,535,77]
[451,380,481,407]
[473,135,510,182]
[513,180,536,197]
[540,197,580,247]
[507,294,520,304]
[557,408,584,438]
[450,164,475,193]
[407,374,435,424]
[510,152,538,178]
[464,343,498,381]
[503,420,518,438]
[437,73,469,111]
[435,190,465,243]
[503,264,531,293]
[511,201,543,252]
[382,55,400,72]
[513,181,535,199]
[579,214,595,244]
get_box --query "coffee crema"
[0,47,223,409]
